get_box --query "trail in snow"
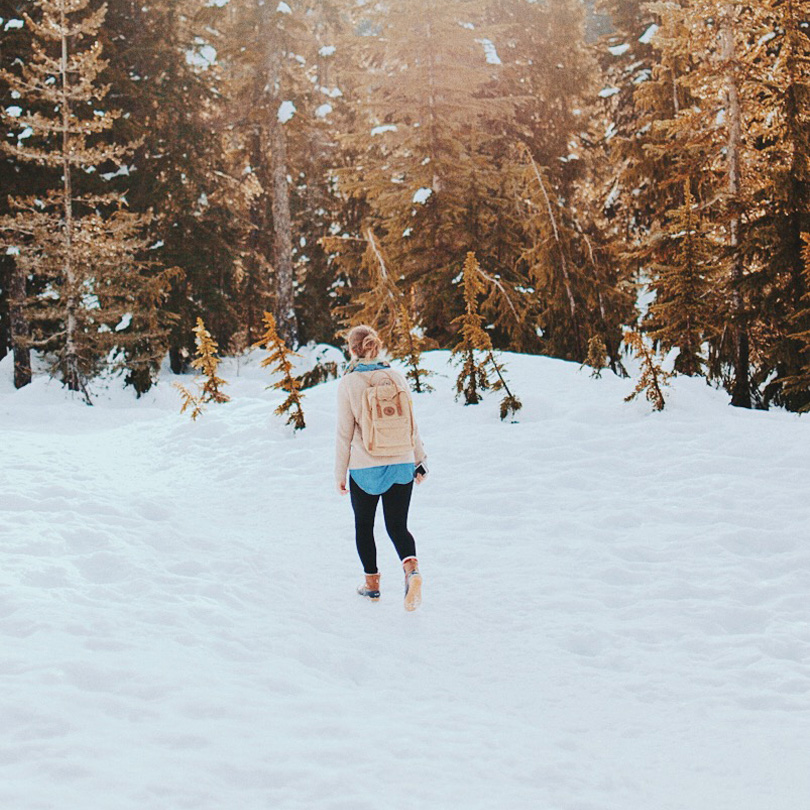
[1,350,809,810]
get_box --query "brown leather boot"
[357,573,380,601]
[402,557,422,611]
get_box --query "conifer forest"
[1,0,809,411]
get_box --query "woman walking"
[335,325,427,611]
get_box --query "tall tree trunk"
[264,31,298,349]
[721,5,751,408]
[525,147,583,357]
[60,3,87,402]
[9,262,32,388]
[269,114,298,348]
[246,127,268,345]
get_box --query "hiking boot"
[357,573,380,601]
[402,557,422,611]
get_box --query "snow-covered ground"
[1,349,809,810]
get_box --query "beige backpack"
[360,370,415,456]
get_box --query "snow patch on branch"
[478,39,501,65]
[371,124,397,136]
[115,314,132,332]
[639,24,659,45]
[277,1,292,14]
[186,42,217,69]
[609,44,630,56]
[278,101,296,123]
[412,187,432,204]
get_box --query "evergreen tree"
[451,252,522,417]
[489,352,522,422]
[338,0,520,344]
[514,144,632,365]
[174,317,230,419]
[624,329,673,411]
[102,0,244,376]
[452,253,492,405]
[605,0,794,407]
[326,228,432,392]
[0,0,169,402]
[781,234,810,410]
[744,0,810,410]
[395,301,433,394]
[0,0,38,385]
[644,181,712,376]
[256,310,306,430]
[191,317,230,405]
[584,334,609,378]
[207,0,330,349]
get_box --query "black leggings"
[349,477,417,574]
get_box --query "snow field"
[1,349,809,810]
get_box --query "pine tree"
[781,234,810,410]
[743,0,810,410]
[175,381,205,421]
[190,317,230,405]
[606,0,786,407]
[338,0,520,345]
[102,0,245,378]
[584,334,609,378]
[174,317,230,419]
[489,352,522,422]
[514,144,632,365]
[452,252,523,416]
[327,228,433,392]
[452,253,492,405]
[645,181,712,376]
[624,330,673,411]
[395,301,433,394]
[716,2,751,407]
[207,0,329,349]
[0,0,169,402]
[0,0,38,387]
[255,310,305,431]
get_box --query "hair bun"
[348,324,383,359]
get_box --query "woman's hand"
[337,479,349,496]
[415,473,425,485]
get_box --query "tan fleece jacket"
[334,366,427,485]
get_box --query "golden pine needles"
[452,251,522,420]
[452,252,492,405]
[255,311,306,430]
[174,318,230,420]
[584,335,608,378]
[624,331,673,412]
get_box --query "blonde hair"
[347,325,383,359]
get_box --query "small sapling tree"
[624,331,674,412]
[584,335,608,378]
[256,311,306,430]
[174,318,230,419]
[452,251,522,419]
[452,252,492,405]
[489,353,523,422]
